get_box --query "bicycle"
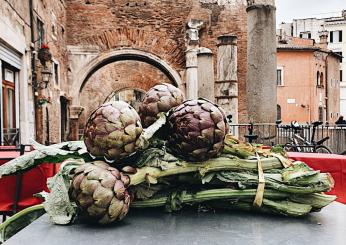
[282,121,332,154]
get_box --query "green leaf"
[42,159,84,225]
[201,172,216,184]
[165,191,186,212]
[129,184,166,200]
[0,205,45,243]
[0,140,89,177]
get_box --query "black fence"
[229,123,346,154]
[78,123,346,154]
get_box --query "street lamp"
[40,66,52,89]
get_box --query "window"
[318,107,324,122]
[341,70,343,82]
[54,62,59,86]
[330,30,342,43]
[335,52,343,63]
[51,12,57,39]
[299,32,311,39]
[317,71,321,87]
[1,65,17,130]
[319,72,324,87]
[37,18,45,47]
[60,96,68,141]
[277,105,281,121]
[107,88,145,111]
[277,67,284,86]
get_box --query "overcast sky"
[276,0,346,25]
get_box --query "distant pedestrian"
[335,116,346,125]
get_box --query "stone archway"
[70,48,183,105]
[68,48,184,140]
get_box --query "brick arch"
[82,27,186,69]
[70,48,184,105]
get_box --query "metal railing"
[1,128,20,146]
[228,123,346,154]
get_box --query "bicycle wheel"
[339,150,346,155]
[284,143,298,152]
[315,145,332,154]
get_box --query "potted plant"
[38,44,52,66]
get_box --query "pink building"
[277,36,342,124]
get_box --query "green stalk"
[0,204,45,242]
[216,171,334,194]
[210,199,312,217]
[129,157,283,186]
[130,188,290,208]
[289,193,336,210]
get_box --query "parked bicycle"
[282,121,332,154]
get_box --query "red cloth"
[0,152,58,212]
[287,152,346,204]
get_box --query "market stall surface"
[4,202,346,245]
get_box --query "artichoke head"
[70,161,131,224]
[139,83,185,128]
[167,99,229,161]
[84,101,143,162]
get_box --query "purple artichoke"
[167,99,229,161]
[84,101,143,162]
[139,83,185,128]
[70,161,131,224]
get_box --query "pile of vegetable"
[0,83,336,226]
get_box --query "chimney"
[319,30,328,48]
[343,10,346,19]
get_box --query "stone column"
[246,0,277,124]
[216,34,238,126]
[186,20,203,100]
[197,47,214,101]
[68,105,84,141]
[186,48,199,99]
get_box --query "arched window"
[105,88,146,112]
[320,72,324,87]
[277,104,282,121]
[317,71,321,87]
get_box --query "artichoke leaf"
[42,159,84,225]
[0,140,88,178]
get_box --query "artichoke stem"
[138,113,167,149]
[130,188,289,208]
[129,157,284,186]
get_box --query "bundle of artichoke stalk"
[0,83,336,226]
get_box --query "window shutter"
[330,31,333,43]
[339,31,343,42]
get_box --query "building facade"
[277,37,341,124]
[1,0,278,145]
[279,10,346,118]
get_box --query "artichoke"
[70,161,131,224]
[167,99,229,161]
[139,83,185,128]
[84,101,143,162]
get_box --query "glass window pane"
[7,89,14,128]
[4,69,14,83]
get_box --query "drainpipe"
[325,54,329,123]
[30,0,44,143]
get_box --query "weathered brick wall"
[33,0,68,143]
[66,0,248,122]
